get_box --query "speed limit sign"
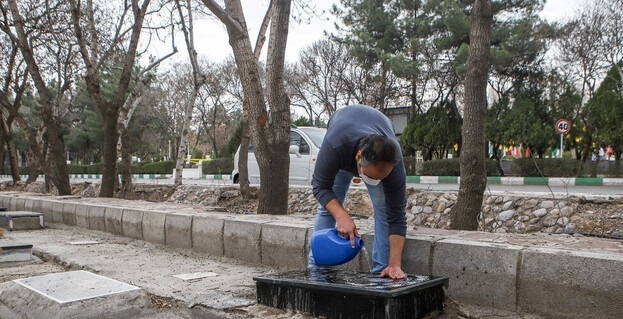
[555,119,571,135]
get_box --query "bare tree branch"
[200,0,245,35]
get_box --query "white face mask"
[360,173,381,186]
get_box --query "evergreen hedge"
[419,158,502,176]
[202,158,234,175]
[508,158,579,177]
[415,157,623,177]
[141,161,176,174]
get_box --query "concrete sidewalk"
[1,225,309,319]
[0,191,622,318]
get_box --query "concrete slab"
[121,208,144,240]
[8,197,19,211]
[23,198,34,211]
[0,242,32,262]
[174,271,218,281]
[0,270,150,319]
[518,247,623,319]
[68,241,100,245]
[261,222,309,269]
[50,201,64,223]
[192,214,225,256]
[87,205,106,231]
[74,204,90,228]
[104,207,123,235]
[14,270,140,303]
[142,210,167,245]
[224,219,266,264]
[31,199,42,215]
[16,197,26,211]
[0,195,10,209]
[39,199,55,223]
[403,233,441,276]
[165,212,193,249]
[432,238,522,311]
[0,211,44,230]
[62,202,77,226]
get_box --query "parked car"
[232,126,363,187]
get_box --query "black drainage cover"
[254,269,448,319]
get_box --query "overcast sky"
[149,0,587,66]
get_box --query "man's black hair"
[358,134,398,166]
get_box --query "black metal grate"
[255,269,448,319]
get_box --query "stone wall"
[407,191,579,234]
[283,187,621,237]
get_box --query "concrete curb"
[142,210,167,245]
[165,213,193,249]
[2,193,622,319]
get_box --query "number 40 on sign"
[555,119,571,135]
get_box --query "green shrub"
[509,158,580,177]
[142,161,175,174]
[0,166,41,176]
[115,163,143,174]
[86,163,103,174]
[420,159,461,176]
[420,158,503,176]
[605,161,623,177]
[68,164,88,174]
[203,158,234,174]
[192,149,204,159]
[219,122,242,158]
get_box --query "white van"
[232,126,363,186]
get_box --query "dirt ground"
[0,225,542,319]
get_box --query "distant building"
[384,106,413,137]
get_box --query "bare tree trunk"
[238,105,252,199]
[258,0,291,215]
[118,75,152,194]
[0,130,4,172]
[116,50,175,193]
[0,112,20,183]
[202,0,291,214]
[120,128,132,196]
[449,0,492,230]
[6,110,50,184]
[174,89,199,185]
[174,0,204,186]
[26,153,39,183]
[7,0,71,195]
[68,0,151,197]
[101,109,120,196]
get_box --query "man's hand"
[380,265,406,279]
[380,234,406,279]
[336,214,359,248]
[326,199,360,248]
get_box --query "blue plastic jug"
[311,228,364,266]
